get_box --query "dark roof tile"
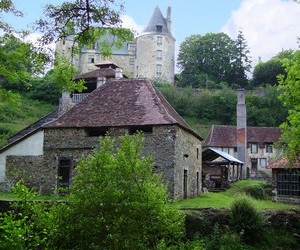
[203,125,281,148]
[45,78,202,139]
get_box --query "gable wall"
[0,130,44,182]
[174,128,202,200]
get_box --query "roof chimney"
[236,89,247,178]
[115,67,123,79]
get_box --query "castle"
[55,6,175,84]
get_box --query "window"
[251,143,258,154]
[129,57,135,65]
[259,158,267,168]
[58,158,71,187]
[156,50,162,60]
[86,128,108,137]
[222,147,229,154]
[156,25,162,33]
[156,64,162,76]
[277,170,300,196]
[129,126,153,135]
[266,144,273,153]
[183,169,188,199]
[129,44,135,51]
[157,36,162,45]
[196,148,199,159]
[251,158,258,171]
[88,55,95,63]
[62,40,65,45]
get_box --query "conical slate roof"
[142,6,171,35]
[45,78,202,139]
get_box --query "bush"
[49,133,185,249]
[230,195,265,244]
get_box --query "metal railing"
[72,93,90,103]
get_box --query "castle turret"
[135,6,175,84]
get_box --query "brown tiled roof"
[268,157,300,169]
[203,125,281,148]
[45,78,202,139]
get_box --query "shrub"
[230,195,265,244]
[49,133,185,249]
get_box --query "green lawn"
[176,180,299,210]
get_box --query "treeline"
[156,84,287,128]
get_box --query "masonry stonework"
[6,125,201,199]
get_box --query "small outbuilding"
[268,157,300,204]
[202,147,243,190]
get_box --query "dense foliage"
[177,32,251,88]
[278,50,300,163]
[157,84,287,129]
[34,0,134,58]
[0,134,185,249]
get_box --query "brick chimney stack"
[236,89,247,178]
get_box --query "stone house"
[55,6,175,83]
[203,89,281,179]
[268,157,300,204]
[1,78,202,200]
[203,125,281,179]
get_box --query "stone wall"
[174,128,202,200]
[5,125,201,199]
[135,34,175,83]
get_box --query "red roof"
[203,125,281,148]
[268,157,300,169]
[45,78,202,139]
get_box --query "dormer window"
[156,25,162,33]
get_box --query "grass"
[0,95,55,147]
[0,192,62,201]
[177,180,298,210]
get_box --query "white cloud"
[120,15,144,36]
[221,0,300,68]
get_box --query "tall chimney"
[236,89,247,178]
[166,7,172,32]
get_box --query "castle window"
[129,57,135,65]
[62,40,66,45]
[266,144,273,153]
[156,64,162,76]
[88,55,95,63]
[157,36,162,45]
[250,143,258,154]
[129,44,135,51]
[156,50,162,60]
[156,25,162,33]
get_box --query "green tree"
[34,0,134,57]
[0,34,48,90]
[251,50,294,88]
[233,30,251,88]
[278,50,300,163]
[0,0,22,33]
[177,32,250,88]
[49,133,185,249]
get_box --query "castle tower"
[135,6,175,84]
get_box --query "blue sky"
[3,0,300,72]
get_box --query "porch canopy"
[202,147,244,183]
[202,147,243,165]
